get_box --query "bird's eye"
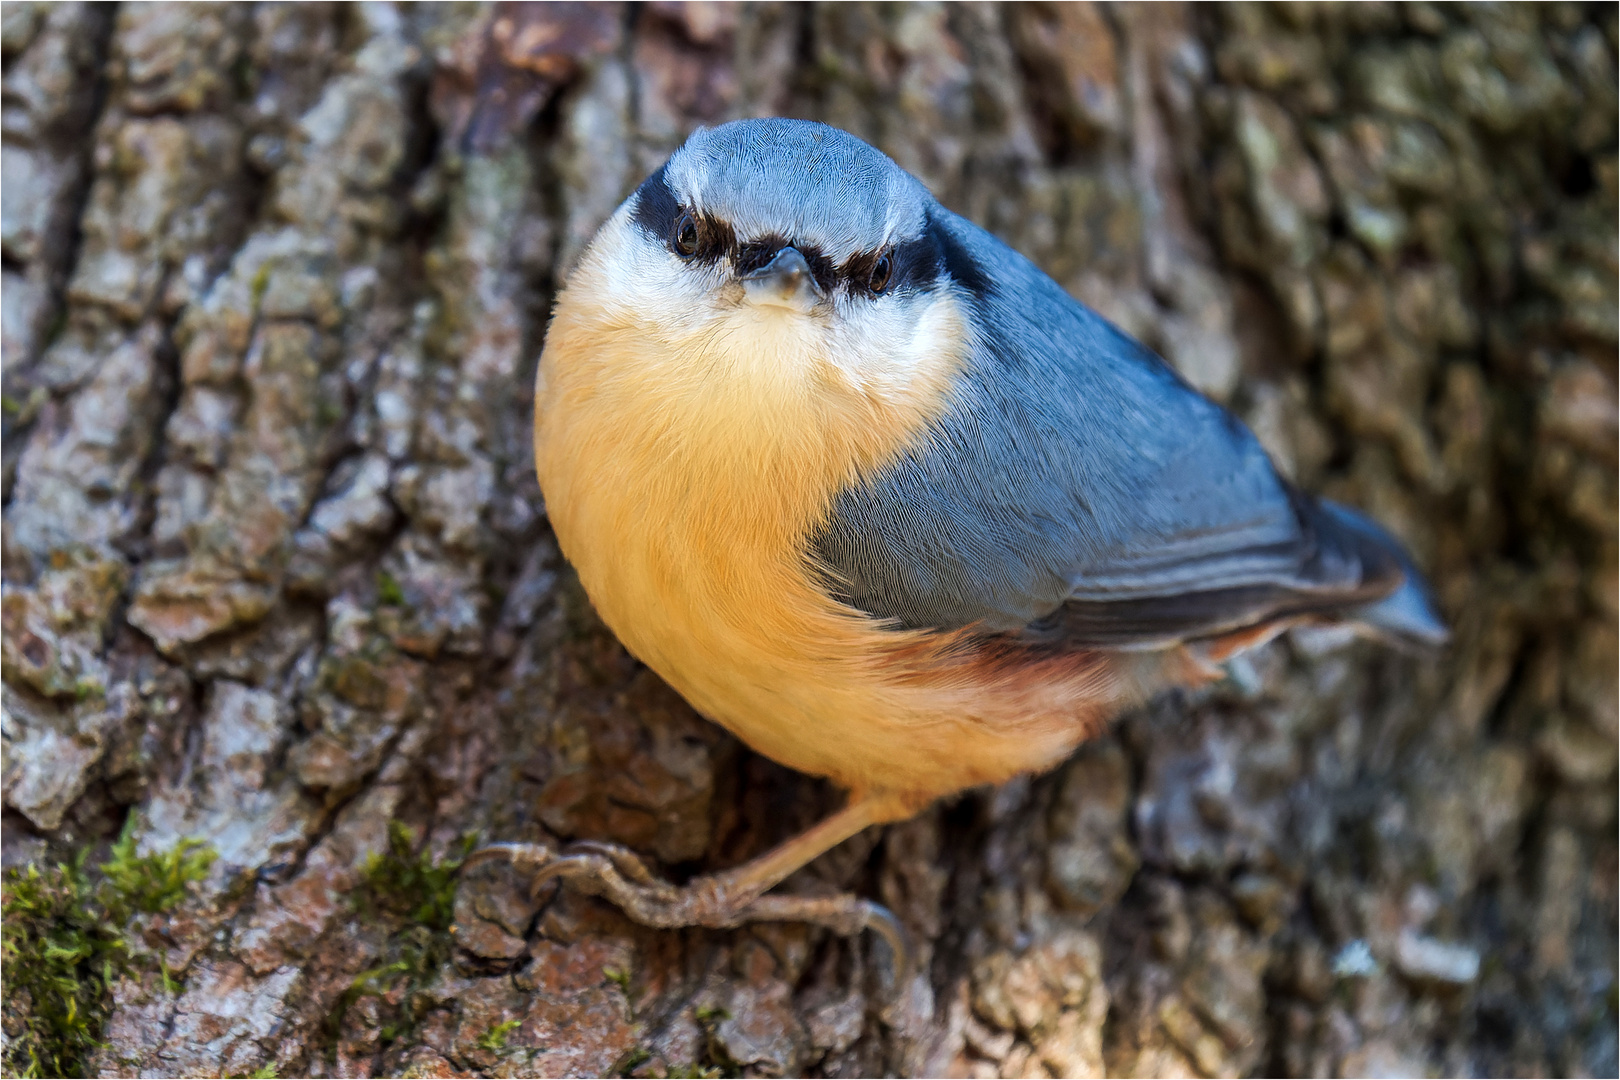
[868,253,893,294]
[673,212,699,258]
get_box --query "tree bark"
[2,3,1615,1077]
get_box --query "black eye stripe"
[927,210,990,296]
[838,233,940,297]
[672,213,732,264]
[631,162,963,296]
[631,167,731,264]
[631,163,679,239]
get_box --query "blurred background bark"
[2,3,1615,1076]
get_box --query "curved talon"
[737,894,911,972]
[858,901,911,974]
[462,836,909,958]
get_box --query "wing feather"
[812,208,1439,647]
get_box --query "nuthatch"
[469,119,1446,952]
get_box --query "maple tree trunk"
[3,3,1615,1077]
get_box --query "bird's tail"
[1315,499,1449,648]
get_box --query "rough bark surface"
[2,3,1616,1077]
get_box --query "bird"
[466,118,1446,956]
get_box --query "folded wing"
[811,209,1446,649]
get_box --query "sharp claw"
[734,893,911,971]
[856,901,910,974]
[462,840,907,957]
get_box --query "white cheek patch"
[821,290,967,402]
[580,215,728,329]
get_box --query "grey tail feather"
[1317,500,1449,647]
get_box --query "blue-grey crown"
[663,119,932,264]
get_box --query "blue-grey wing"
[811,209,1445,648]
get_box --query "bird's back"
[812,207,1446,649]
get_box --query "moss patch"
[1,816,215,1078]
[475,1017,521,1051]
[375,570,406,608]
[358,820,468,932]
[331,822,475,1048]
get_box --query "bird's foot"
[462,840,907,965]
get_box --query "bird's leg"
[462,790,913,960]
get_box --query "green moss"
[330,823,476,1050]
[612,1047,652,1076]
[316,393,346,427]
[1,816,215,1079]
[689,1003,739,1078]
[476,1018,521,1051]
[250,262,273,308]
[1,855,111,1078]
[42,309,67,349]
[231,53,257,100]
[375,570,406,608]
[99,825,215,922]
[1,386,47,425]
[359,821,469,931]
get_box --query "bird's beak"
[741,246,824,311]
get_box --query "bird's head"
[560,119,974,417]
